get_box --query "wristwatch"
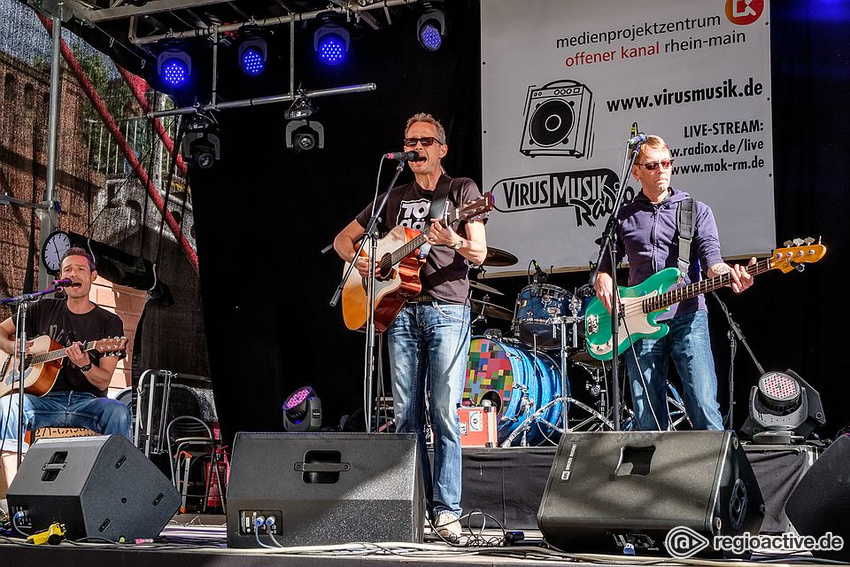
[78,362,93,372]
[451,239,463,250]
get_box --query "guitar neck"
[385,212,462,267]
[642,257,773,313]
[389,232,429,267]
[29,340,97,366]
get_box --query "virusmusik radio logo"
[490,168,629,227]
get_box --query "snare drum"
[465,337,567,445]
[512,283,571,348]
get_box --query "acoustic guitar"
[341,194,493,333]
[0,335,128,397]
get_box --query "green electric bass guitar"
[583,238,827,361]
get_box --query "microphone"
[52,278,73,287]
[531,259,547,282]
[384,151,425,162]
[627,133,647,147]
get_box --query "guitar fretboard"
[381,208,466,273]
[385,233,429,271]
[641,258,773,313]
[29,340,97,366]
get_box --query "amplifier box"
[458,406,497,448]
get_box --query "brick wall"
[90,276,146,394]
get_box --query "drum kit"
[464,247,687,447]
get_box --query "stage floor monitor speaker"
[538,431,764,558]
[785,435,850,562]
[6,434,180,541]
[226,432,423,548]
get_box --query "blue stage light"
[417,10,446,52]
[238,37,267,77]
[314,25,350,66]
[157,49,191,88]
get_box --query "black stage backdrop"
[186,1,850,447]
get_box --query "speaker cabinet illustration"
[520,79,594,158]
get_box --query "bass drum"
[464,337,567,445]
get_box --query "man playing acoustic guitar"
[0,247,130,498]
[594,135,755,431]
[334,113,488,540]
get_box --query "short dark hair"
[61,247,96,272]
[405,112,447,145]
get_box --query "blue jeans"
[624,310,723,431]
[387,301,470,518]
[0,390,132,453]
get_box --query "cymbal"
[470,280,504,296]
[483,247,518,267]
[482,247,518,267]
[470,298,513,321]
[569,349,605,367]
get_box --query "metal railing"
[86,114,186,190]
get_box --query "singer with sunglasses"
[0,247,129,504]
[334,113,488,540]
[593,135,755,431]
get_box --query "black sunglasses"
[403,136,442,147]
[635,159,674,170]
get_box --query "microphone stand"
[587,140,642,431]
[710,291,764,430]
[330,159,408,433]
[1,282,64,467]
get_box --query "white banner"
[481,0,774,274]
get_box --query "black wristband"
[78,362,93,372]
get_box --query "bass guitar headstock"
[772,237,827,273]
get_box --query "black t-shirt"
[355,174,487,304]
[23,298,125,396]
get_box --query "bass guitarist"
[0,247,130,497]
[594,135,754,431]
[334,113,488,540]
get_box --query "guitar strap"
[676,197,695,281]
[419,175,455,259]
[427,175,455,225]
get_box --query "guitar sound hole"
[377,256,394,280]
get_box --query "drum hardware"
[583,366,607,417]
[502,393,615,446]
[470,297,513,322]
[501,381,537,447]
[481,328,503,341]
[665,382,691,430]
